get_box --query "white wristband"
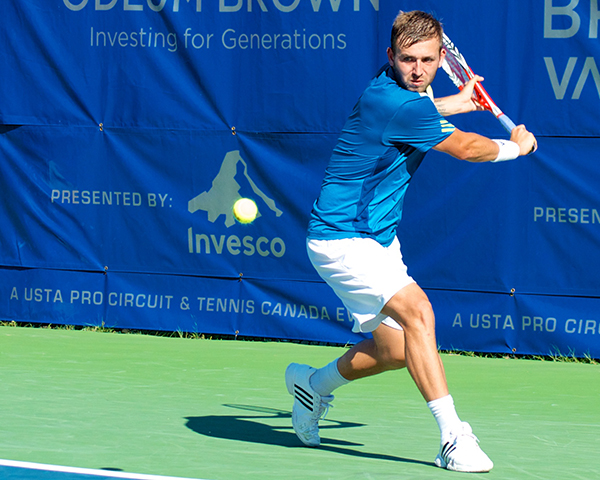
[491,139,520,162]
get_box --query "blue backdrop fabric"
[1,0,599,357]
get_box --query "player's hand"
[458,76,486,112]
[433,75,486,116]
[510,125,537,156]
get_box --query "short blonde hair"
[391,10,443,53]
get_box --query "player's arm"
[433,76,484,117]
[433,125,537,163]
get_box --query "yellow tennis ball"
[233,198,258,224]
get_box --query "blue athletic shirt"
[308,65,455,247]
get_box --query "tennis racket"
[441,33,516,134]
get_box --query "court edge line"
[0,459,207,480]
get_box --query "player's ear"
[387,47,394,66]
[438,46,446,69]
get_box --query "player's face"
[387,37,445,92]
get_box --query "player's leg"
[336,323,406,381]
[382,282,493,473]
[381,282,448,401]
[287,237,412,447]
[284,324,405,448]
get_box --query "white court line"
[0,459,207,480]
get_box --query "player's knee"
[402,298,435,332]
[378,344,406,370]
[382,352,406,370]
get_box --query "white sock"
[427,394,462,442]
[309,359,350,396]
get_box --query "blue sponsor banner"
[3,265,366,345]
[1,1,599,358]
[0,125,335,279]
[430,288,600,359]
[400,136,600,297]
[0,0,380,131]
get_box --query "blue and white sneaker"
[435,422,494,473]
[285,363,333,447]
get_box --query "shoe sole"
[435,454,493,473]
[285,363,320,447]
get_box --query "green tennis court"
[0,325,598,479]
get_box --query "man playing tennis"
[285,10,537,473]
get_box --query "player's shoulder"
[364,66,420,107]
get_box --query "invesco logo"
[187,150,285,257]
[187,230,285,258]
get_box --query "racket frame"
[441,33,516,133]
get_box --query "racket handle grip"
[498,114,516,134]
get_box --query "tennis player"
[285,10,537,473]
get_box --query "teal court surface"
[0,325,598,480]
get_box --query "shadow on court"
[185,404,434,468]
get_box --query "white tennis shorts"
[307,236,415,333]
